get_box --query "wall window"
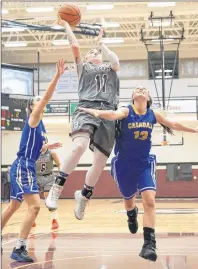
[148,51,179,80]
[180,163,192,181]
[166,164,179,181]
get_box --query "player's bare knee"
[29,204,40,216]
[124,199,135,211]
[72,140,88,155]
[143,196,155,209]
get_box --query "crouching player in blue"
[1,59,66,262]
[79,87,198,262]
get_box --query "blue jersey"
[17,118,47,162]
[115,105,156,160]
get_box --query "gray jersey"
[36,150,54,176]
[76,61,120,107]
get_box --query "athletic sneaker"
[10,246,34,262]
[51,219,59,230]
[139,239,157,262]
[128,206,138,234]
[74,190,89,220]
[45,184,63,210]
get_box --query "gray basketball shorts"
[37,173,54,192]
[71,101,116,157]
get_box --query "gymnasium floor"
[2,199,198,269]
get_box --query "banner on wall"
[152,100,197,113]
[45,102,69,115]
[44,102,78,116]
[119,99,197,113]
[56,64,78,93]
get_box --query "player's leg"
[74,118,115,220]
[31,177,43,228]
[2,200,21,229]
[111,156,139,233]
[44,190,59,230]
[10,162,40,263]
[2,162,23,229]
[10,193,40,262]
[138,155,157,262]
[124,196,138,234]
[46,132,90,210]
[142,190,156,228]
[74,147,108,220]
[140,190,156,261]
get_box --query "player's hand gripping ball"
[58,3,81,27]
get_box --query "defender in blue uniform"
[9,118,47,202]
[112,104,157,200]
[2,60,66,263]
[79,87,198,262]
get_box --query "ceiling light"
[155,69,173,73]
[103,22,120,28]
[86,4,114,10]
[52,40,69,46]
[147,2,176,7]
[150,20,174,27]
[2,27,25,33]
[156,75,172,79]
[26,7,54,13]
[4,41,27,47]
[151,38,174,42]
[2,9,9,14]
[102,37,124,44]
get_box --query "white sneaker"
[74,190,89,220]
[45,184,63,210]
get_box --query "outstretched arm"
[29,60,66,128]
[56,17,81,64]
[154,111,198,133]
[79,107,129,120]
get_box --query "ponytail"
[26,96,42,117]
[147,96,174,135]
[26,98,33,117]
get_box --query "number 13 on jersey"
[134,131,148,140]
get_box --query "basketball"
[58,3,81,27]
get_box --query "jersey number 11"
[95,74,108,93]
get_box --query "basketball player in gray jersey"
[46,17,120,220]
[34,144,61,230]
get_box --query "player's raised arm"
[154,111,198,133]
[97,28,120,72]
[79,107,129,120]
[29,60,66,128]
[56,16,81,65]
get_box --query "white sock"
[51,210,57,220]
[16,238,27,249]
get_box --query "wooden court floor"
[2,199,198,269]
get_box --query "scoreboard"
[1,97,27,131]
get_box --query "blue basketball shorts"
[111,154,157,200]
[10,157,39,202]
